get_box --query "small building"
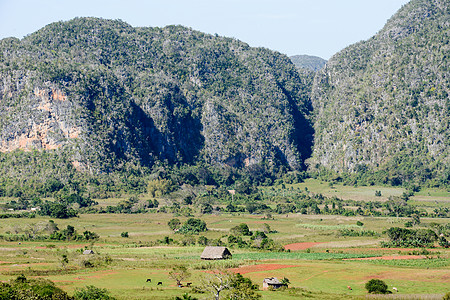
[200,246,232,260]
[262,277,287,290]
[83,250,95,255]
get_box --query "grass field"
[0,212,448,299]
[0,180,448,299]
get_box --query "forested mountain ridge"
[309,0,449,187]
[0,18,314,177]
[1,0,449,194]
[290,55,326,72]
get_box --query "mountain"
[309,0,449,186]
[290,55,326,72]
[0,18,314,176]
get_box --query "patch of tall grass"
[295,224,360,230]
[232,252,373,260]
[362,258,450,269]
[191,259,245,270]
[365,294,445,300]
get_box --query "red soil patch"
[345,255,427,261]
[284,242,322,251]
[228,264,297,274]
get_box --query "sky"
[0,0,410,59]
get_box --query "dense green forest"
[309,0,449,187]
[0,18,313,172]
[0,0,449,200]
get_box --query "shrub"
[177,218,207,234]
[230,223,252,236]
[0,275,72,299]
[74,285,116,299]
[365,279,390,294]
[168,218,182,231]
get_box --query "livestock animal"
[146,279,151,282]
[157,282,162,285]
[186,282,192,287]
[393,287,398,292]
[347,286,352,290]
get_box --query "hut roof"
[200,246,232,260]
[263,277,283,285]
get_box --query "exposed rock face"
[0,72,82,153]
[0,18,314,172]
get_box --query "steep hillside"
[0,18,313,176]
[290,55,326,71]
[310,0,449,186]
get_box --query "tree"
[280,277,290,286]
[230,223,252,236]
[148,179,175,197]
[168,218,182,231]
[168,266,191,287]
[39,202,77,218]
[199,270,233,300]
[45,220,59,234]
[228,273,261,300]
[411,213,421,226]
[83,230,99,241]
[60,254,69,270]
[198,270,260,300]
[384,196,408,218]
[365,279,390,294]
[178,218,207,234]
[198,235,208,246]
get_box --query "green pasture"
[0,177,448,299]
[271,178,406,201]
[271,179,450,204]
[0,189,449,300]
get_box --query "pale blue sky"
[0,0,410,59]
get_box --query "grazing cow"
[157,282,162,285]
[186,282,192,287]
[146,279,151,282]
[347,286,352,290]
[393,287,398,292]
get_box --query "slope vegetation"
[0,18,314,174]
[310,0,449,186]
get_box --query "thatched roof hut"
[262,277,287,290]
[200,246,232,260]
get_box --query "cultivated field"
[0,181,448,299]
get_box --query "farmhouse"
[200,246,232,260]
[262,277,287,290]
